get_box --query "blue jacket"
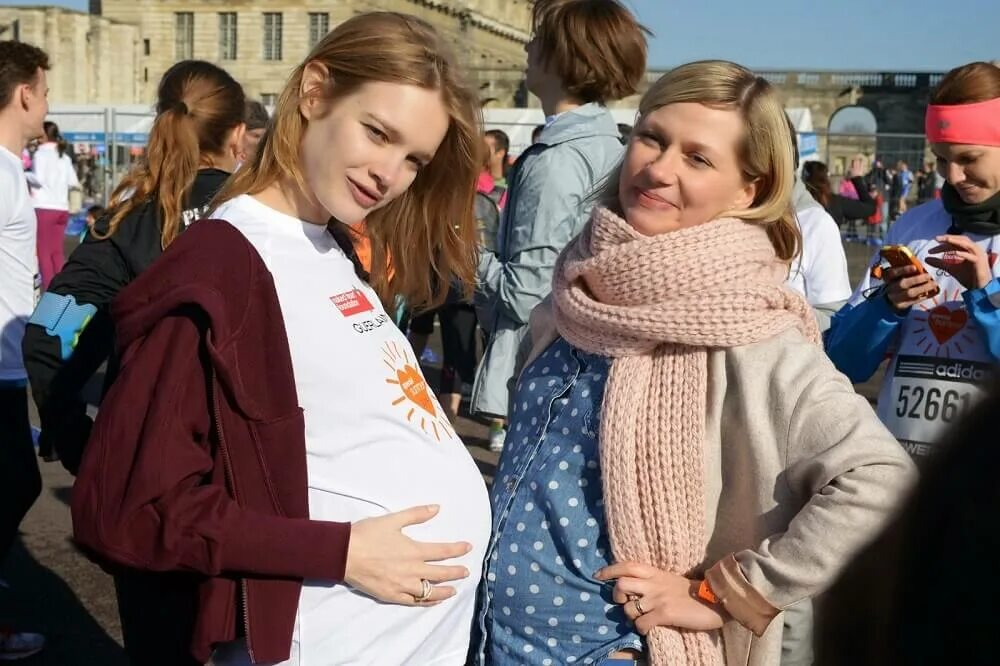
[826,200,1000,383]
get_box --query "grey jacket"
[471,104,624,418]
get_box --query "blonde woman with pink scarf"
[471,61,916,666]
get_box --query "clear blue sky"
[6,0,998,71]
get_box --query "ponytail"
[99,106,199,247]
[43,120,66,157]
[95,60,245,249]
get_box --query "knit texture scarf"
[552,207,820,665]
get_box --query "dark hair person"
[801,160,875,225]
[239,98,269,165]
[23,59,245,666]
[484,128,510,181]
[31,120,79,288]
[0,38,50,662]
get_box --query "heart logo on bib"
[396,364,436,416]
[928,305,968,344]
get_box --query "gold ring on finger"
[415,578,432,602]
[634,597,646,615]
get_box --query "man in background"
[0,39,50,661]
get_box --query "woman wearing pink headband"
[827,61,1000,465]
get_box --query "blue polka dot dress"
[470,338,643,665]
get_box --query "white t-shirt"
[787,204,852,306]
[0,146,40,381]
[846,199,1000,458]
[31,142,79,211]
[211,195,491,666]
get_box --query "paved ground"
[0,239,882,664]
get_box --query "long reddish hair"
[213,12,482,311]
[931,61,1000,105]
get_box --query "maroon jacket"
[71,219,352,663]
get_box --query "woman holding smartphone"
[827,61,1000,465]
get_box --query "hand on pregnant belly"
[345,504,473,606]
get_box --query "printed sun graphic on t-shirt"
[382,342,455,442]
[910,287,977,357]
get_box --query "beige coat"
[524,304,917,666]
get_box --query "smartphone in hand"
[870,244,941,298]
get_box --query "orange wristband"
[697,578,719,605]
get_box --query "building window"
[260,93,278,107]
[262,13,283,61]
[308,12,329,49]
[218,13,238,60]
[144,67,148,82]
[143,39,150,56]
[174,12,194,60]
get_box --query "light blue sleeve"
[477,147,594,326]
[962,277,1000,362]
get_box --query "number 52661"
[895,384,972,423]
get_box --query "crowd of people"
[0,1,998,664]
[799,156,947,246]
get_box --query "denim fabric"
[472,338,643,665]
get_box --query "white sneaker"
[0,630,44,661]
[488,426,507,453]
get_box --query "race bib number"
[884,354,993,458]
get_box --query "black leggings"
[405,304,479,394]
[438,304,478,395]
[0,386,42,562]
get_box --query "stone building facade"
[92,0,532,106]
[0,6,142,104]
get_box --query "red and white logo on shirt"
[330,289,374,317]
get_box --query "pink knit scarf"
[551,206,819,665]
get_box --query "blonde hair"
[601,60,800,261]
[213,12,481,311]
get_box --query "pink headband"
[925,97,1000,146]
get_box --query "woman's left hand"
[595,562,725,634]
[925,234,994,291]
